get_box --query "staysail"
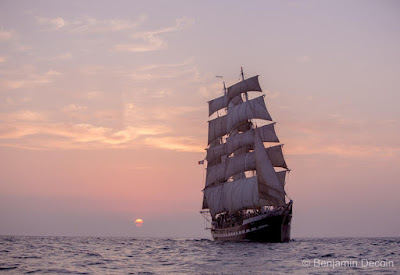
[254,128,286,206]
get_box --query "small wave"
[320,253,335,258]
[380,238,400,245]
[86,252,102,257]
[2,237,16,243]
[28,268,76,274]
[14,255,41,259]
[0,266,18,271]
[206,258,222,262]
[26,270,42,274]
[1,236,398,274]
[86,261,104,266]
[161,262,174,266]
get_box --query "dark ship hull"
[211,201,292,242]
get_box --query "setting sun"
[135,219,143,228]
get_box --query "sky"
[0,0,399,238]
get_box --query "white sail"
[208,95,243,116]
[267,144,287,169]
[204,168,287,215]
[226,96,272,134]
[225,150,256,180]
[254,128,285,206]
[203,138,221,208]
[227,75,262,101]
[206,143,226,163]
[208,139,224,166]
[208,98,255,145]
[258,123,279,143]
[206,150,255,188]
[206,124,279,163]
[276,170,287,186]
[204,176,260,217]
[229,127,247,181]
[208,115,227,145]
[201,193,208,209]
[208,95,227,116]
[205,162,225,187]
[206,146,287,187]
[226,124,278,156]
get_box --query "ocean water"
[0,236,398,274]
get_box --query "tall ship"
[200,68,292,242]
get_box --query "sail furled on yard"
[202,74,289,216]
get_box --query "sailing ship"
[200,68,293,242]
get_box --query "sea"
[0,236,398,274]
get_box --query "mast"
[223,81,226,96]
[241,67,249,101]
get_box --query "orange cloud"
[145,136,204,152]
[280,117,400,159]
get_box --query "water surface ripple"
[0,236,398,274]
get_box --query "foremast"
[202,69,290,219]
